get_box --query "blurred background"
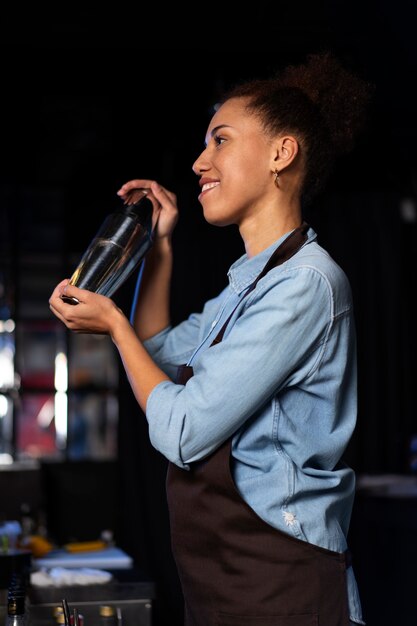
[0,2,417,624]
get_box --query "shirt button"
[283,511,297,526]
[211,320,217,328]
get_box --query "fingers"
[60,283,86,303]
[149,181,177,207]
[117,179,177,207]
[49,282,72,325]
[49,283,87,318]
[117,179,178,239]
[117,179,155,202]
[49,283,114,334]
[49,279,70,304]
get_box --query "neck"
[240,207,302,258]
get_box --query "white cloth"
[31,567,113,586]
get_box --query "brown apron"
[167,224,351,626]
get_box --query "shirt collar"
[227,226,315,294]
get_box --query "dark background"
[1,2,417,624]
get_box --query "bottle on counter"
[53,605,65,624]
[5,571,29,625]
[5,591,27,626]
[99,605,117,625]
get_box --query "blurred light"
[54,351,68,449]
[54,351,68,392]
[0,394,8,417]
[37,397,55,429]
[0,319,15,332]
[400,197,417,223]
[55,391,68,449]
[0,346,14,389]
[0,453,13,465]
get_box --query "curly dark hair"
[220,52,374,206]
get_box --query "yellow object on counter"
[64,540,107,553]
[25,535,54,557]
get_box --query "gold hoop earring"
[274,169,280,189]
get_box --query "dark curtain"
[116,186,416,626]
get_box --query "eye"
[213,134,226,146]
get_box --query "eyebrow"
[205,124,232,146]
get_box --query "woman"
[50,52,371,625]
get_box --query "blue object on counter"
[33,547,133,570]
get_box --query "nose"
[192,146,209,176]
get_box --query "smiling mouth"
[201,182,220,193]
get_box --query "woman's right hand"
[117,179,178,240]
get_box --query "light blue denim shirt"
[143,226,365,624]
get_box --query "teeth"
[202,182,219,192]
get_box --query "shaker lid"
[122,188,153,233]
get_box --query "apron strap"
[211,221,309,346]
[176,222,309,385]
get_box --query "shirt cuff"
[142,326,172,355]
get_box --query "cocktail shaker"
[62,189,157,305]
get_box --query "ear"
[271,135,299,172]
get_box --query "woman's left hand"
[49,279,125,335]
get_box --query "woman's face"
[192,97,276,228]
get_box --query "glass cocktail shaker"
[62,189,156,305]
